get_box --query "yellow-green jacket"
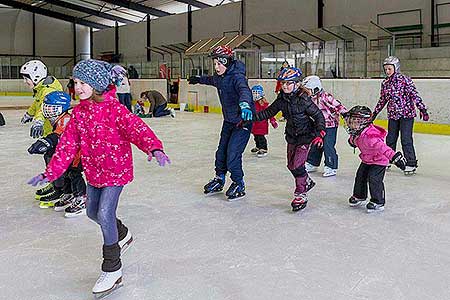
[27,76,63,136]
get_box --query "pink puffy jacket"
[44,88,164,187]
[351,124,395,166]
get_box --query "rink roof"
[3,0,240,29]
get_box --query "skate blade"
[404,171,416,176]
[54,204,71,212]
[93,280,123,299]
[204,190,223,196]
[64,209,86,218]
[367,207,385,213]
[349,201,365,207]
[120,236,134,256]
[227,195,246,202]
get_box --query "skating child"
[345,106,407,213]
[133,99,146,116]
[250,85,278,157]
[27,91,87,217]
[28,59,170,297]
[254,67,325,211]
[302,75,347,177]
[188,45,254,201]
[372,56,429,175]
[20,60,64,200]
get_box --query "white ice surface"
[1,110,450,300]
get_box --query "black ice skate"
[39,189,64,208]
[35,183,54,200]
[54,194,75,211]
[225,181,246,201]
[291,193,308,212]
[204,175,225,195]
[348,196,366,207]
[366,201,384,213]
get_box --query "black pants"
[386,118,416,167]
[353,163,386,205]
[253,135,267,150]
[215,121,252,183]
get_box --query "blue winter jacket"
[199,60,254,123]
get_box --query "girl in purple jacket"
[345,106,407,213]
[372,56,429,175]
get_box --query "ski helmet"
[277,67,302,82]
[383,56,400,73]
[251,85,265,101]
[20,60,48,85]
[302,75,323,95]
[209,45,234,68]
[344,105,373,136]
[42,91,71,120]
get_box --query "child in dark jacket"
[250,85,278,157]
[372,56,429,175]
[345,106,407,213]
[255,67,325,212]
[188,45,255,201]
[27,91,87,217]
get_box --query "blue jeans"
[307,127,338,169]
[215,121,252,182]
[86,185,124,246]
[118,93,132,112]
[153,103,171,117]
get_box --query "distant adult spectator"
[128,65,139,79]
[140,90,175,118]
[116,74,132,112]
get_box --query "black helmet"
[344,105,373,136]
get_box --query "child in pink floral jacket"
[302,76,347,177]
[372,56,429,175]
[345,106,406,213]
[28,59,170,296]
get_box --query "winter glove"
[148,150,171,167]
[21,112,33,124]
[239,102,253,121]
[311,130,326,148]
[419,109,429,121]
[27,173,49,186]
[28,138,53,155]
[390,151,407,171]
[188,76,200,85]
[270,119,278,129]
[30,120,44,138]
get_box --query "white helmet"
[20,60,48,85]
[302,75,322,95]
[383,56,400,73]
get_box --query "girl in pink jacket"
[345,106,406,213]
[28,60,170,297]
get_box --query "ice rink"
[1,109,450,300]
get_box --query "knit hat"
[72,59,126,93]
